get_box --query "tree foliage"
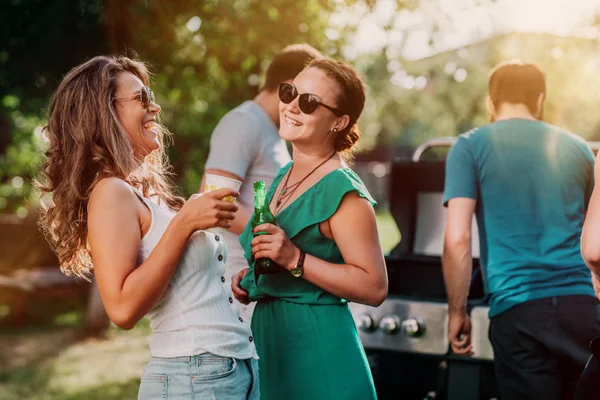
[0,0,356,213]
[359,32,600,149]
[0,0,106,214]
[6,0,597,216]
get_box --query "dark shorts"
[489,295,600,400]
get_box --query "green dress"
[239,162,378,400]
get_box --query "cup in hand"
[203,174,242,234]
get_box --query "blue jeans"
[138,353,260,399]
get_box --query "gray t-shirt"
[205,101,291,281]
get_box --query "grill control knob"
[379,315,400,334]
[356,314,376,331]
[401,317,426,337]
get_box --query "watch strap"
[297,251,306,269]
[290,251,306,277]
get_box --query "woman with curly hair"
[37,55,259,399]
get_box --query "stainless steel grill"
[352,299,449,355]
[349,138,495,400]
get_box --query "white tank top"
[131,186,258,359]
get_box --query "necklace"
[275,151,336,215]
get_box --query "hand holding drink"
[202,174,242,233]
[179,187,239,234]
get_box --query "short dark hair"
[488,60,546,115]
[262,44,323,91]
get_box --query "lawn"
[0,320,152,400]
[376,209,401,255]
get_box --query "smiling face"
[114,72,161,158]
[279,67,347,151]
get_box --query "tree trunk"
[105,0,133,54]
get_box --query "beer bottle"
[252,181,280,274]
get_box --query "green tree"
[0,0,434,209]
[1,0,385,205]
[359,32,600,149]
[0,0,106,214]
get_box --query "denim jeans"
[138,353,259,399]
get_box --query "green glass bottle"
[252,181,280,274]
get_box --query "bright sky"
[332,0,600,60]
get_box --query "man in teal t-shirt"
[442,60,600,400]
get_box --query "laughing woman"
[231,58,388,400]
[37,56,259,399]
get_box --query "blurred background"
[1,0,600,398]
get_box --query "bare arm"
[202,169,252,235]
[89,179,237,330]
[251,192,388,306]
[442,197,476,355]
[202,109,260,235]
[582,152,600,274]
[443,198,475,314]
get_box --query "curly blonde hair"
[37,55,184,279]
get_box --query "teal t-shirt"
[443,119,595,317]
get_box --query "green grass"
[0,364,141,400]
[0,319,152,400]
[376,209,401,255]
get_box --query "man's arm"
[201,169,252,235]
[202,111,260,234]
[442,136,478,356]
[443,197,476,355]
[443,198,476,313]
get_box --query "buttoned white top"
[131,186,258,359]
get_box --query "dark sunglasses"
[114,86,155,108]
[278,83,342,117]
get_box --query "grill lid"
[388,150,480,259]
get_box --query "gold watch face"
[290,266,303,277]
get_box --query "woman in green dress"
[231,58,388,400]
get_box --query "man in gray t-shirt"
[203,44,322,322]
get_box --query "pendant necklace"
[275,151,336,214]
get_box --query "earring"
[333,128,338,133]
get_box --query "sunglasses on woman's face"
[278,83,342,117]
[114,86,155,109]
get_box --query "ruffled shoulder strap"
[279,167,377,239]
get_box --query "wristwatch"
[289,251,306,278]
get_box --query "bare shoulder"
[89,177,137,213]
[334,190,375,220]
[87,177,143,246]
[327,190,378,245]
[340,190,374,210]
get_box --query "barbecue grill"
[350,138,600,400]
